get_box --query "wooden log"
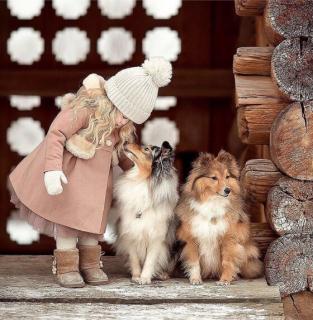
[267,176,313,236]
[265,233,313,297]
[233,47,273,76]
[283,292,313,320]
[234,0,266,16]
[237,103,287,144]
[270,101,313,181]
[256,15,271,47]
[241,159,283,203]
[272,38,313,101]
[250,223,278,258]
[264,0,313,45]
[235,74,289,107]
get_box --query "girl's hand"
[44,170,68,195]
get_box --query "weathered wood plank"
[233,47,273,76]
[0,301,284,319]
[234,0,266,16]
[235,74,288,107]
[0,256,281,304]
[237,103,287,144]
[283,292,313,320]
[250,223,278,259]
[0,69,234,98]
[241,159,283,203]
[290,292,313,320]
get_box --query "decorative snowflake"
[143,27,181,62]
[142,117,180,149]
[52,0,90,19]
[7,211,40,245]
[10,96,41,111]
[97,0,136,19]
[7,117,45,156]
[97,28,135,65]
[7,28,44,65]
[7,0,44,19]
[52,28,90,65]
[143,0,182,19]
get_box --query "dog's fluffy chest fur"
[189,196,230,276]
[114,171,178,241]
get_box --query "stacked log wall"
[234,0,313,296]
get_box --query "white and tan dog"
[112,141,179,284]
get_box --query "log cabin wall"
[234,0,313,297]
[0,1,242,254]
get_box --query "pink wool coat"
[9,107,130,235]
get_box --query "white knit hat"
[105,57,172,124]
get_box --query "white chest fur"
[190,196,230,276]
[114,173,177,242]
[190,196,229,239]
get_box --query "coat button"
[106,139,112,146]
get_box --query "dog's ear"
[216,150,240,178]
[160,141,174,158]
[161,141,173,152]
[192,152,214,168]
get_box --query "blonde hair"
[69,86,136,156]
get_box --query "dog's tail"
[240,243,264,279]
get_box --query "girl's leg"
[78,236,98,246]
[56,236,77,250]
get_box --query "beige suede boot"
[78,245,108,285]
[52,249,85,288]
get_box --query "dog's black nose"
[224,187,231,195]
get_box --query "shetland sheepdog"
[113,141,179,285]
[176,150,263,285]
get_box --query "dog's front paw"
[189,277,203,285]
[131,276,141,283]
[216,279,231,286]
[138,276,152,285]
[157,272,170,281]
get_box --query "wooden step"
[0,255,284,319]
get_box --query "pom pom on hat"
[142,57,172,88]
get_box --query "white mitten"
[44,170,68,196]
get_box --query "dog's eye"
[210,176,218,180]
[226,175,230,179]
[144,147,150,152]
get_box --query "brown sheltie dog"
[176,150,263,285]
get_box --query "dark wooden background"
[0,1,241,254]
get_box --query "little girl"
[8,57,172,288]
